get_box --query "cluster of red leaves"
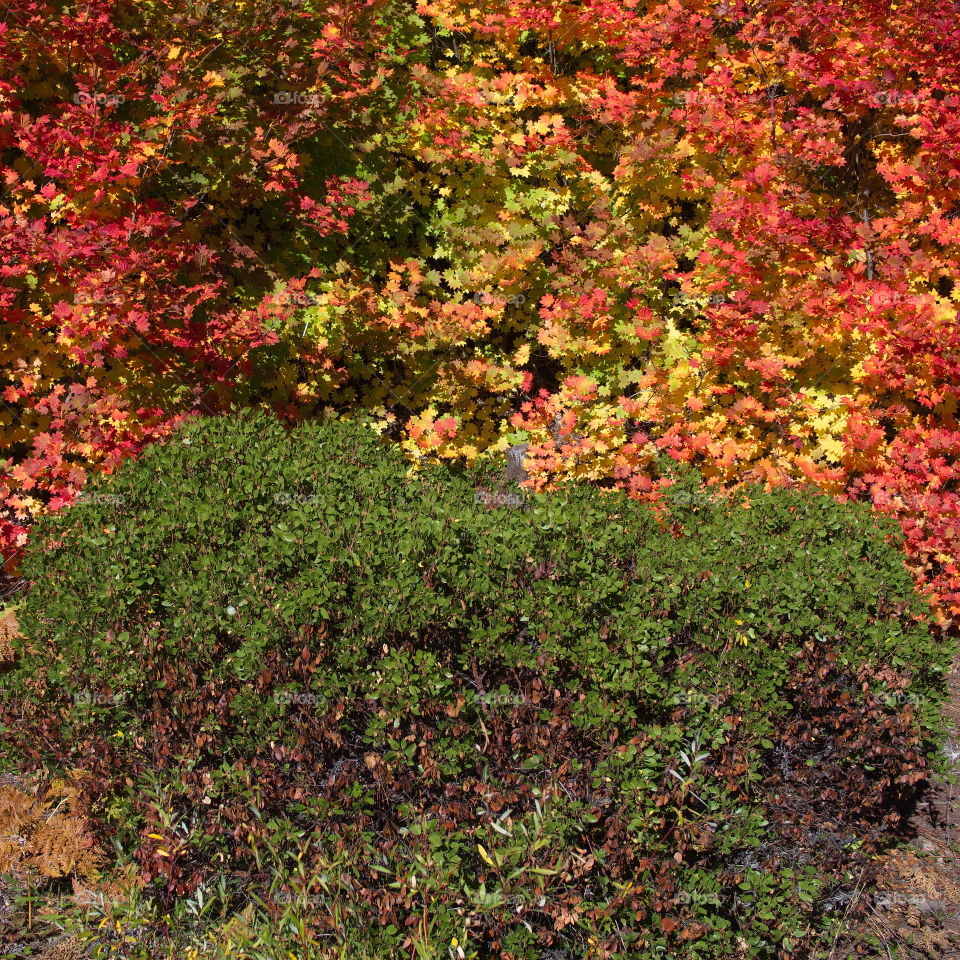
[4,0,960,625]
[392,0,960,620]
[0,0,387,565]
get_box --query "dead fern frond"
[0,778,104,883]
[29,814,103,882]
[0,607,19,662]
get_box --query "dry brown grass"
[36,936,89,960]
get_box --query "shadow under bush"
[0,411,951,959]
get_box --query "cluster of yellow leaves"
[252,0,960,620]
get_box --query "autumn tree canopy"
[3,0,960,617]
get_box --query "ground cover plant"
[0,412,951,958]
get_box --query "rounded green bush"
[0,411,950,959]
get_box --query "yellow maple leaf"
[818,436,846,463]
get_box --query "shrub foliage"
[0,413,951,958]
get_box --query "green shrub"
[0,411,951,959]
